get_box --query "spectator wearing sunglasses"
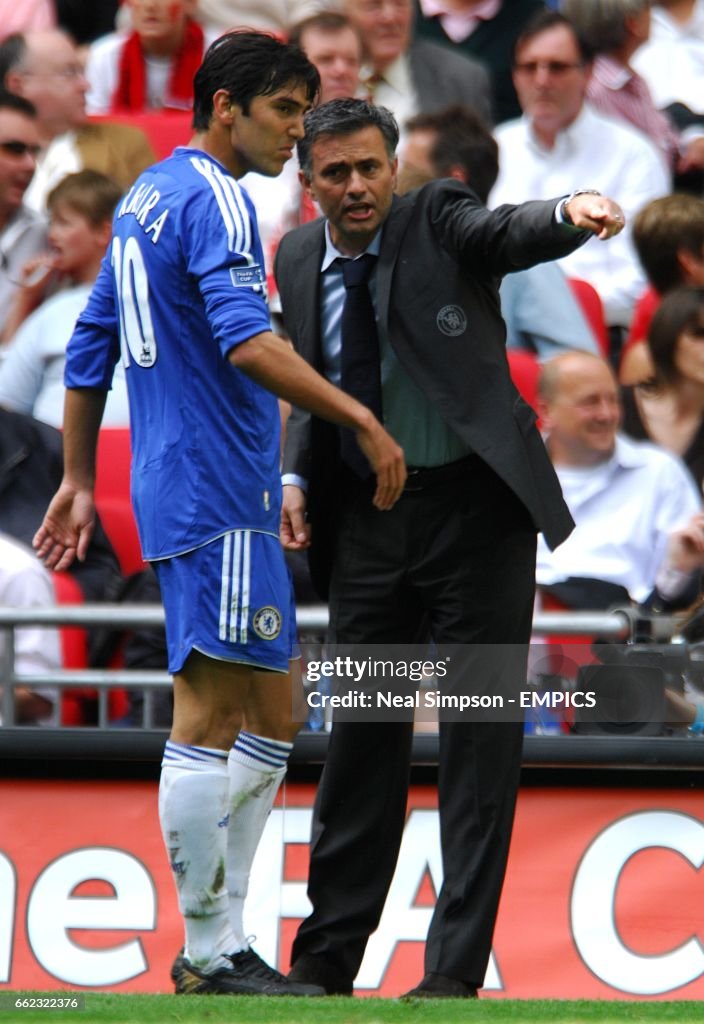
[0,90,46,343]
[0,30,155,213]
[490,10,669,338]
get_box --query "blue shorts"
[153,530,297,674]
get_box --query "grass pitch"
[4,994,704,1024]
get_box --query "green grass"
[3,994,704,1024]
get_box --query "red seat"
[89,112,192,160]
[52,572,88,671]
[95,428,144,575]
[568,277,610,358]
[507,349,541,419]
[53,572,129,725]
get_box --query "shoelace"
[227,948,288,983]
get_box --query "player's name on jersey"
[117,182,169,244]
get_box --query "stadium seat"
[507,349,541,419]
[568,277,610,358]
[95,428,144,575]
[89,112,192,160]
[52,571,131,726]
[52,571,88,671]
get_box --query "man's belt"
[403,454,478,493]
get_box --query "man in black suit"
[276,98,624,998]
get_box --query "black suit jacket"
[276,180,578,595]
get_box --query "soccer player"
[33,30,405,997]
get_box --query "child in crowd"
[0,169,128,427]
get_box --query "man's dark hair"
[192,30,320,131]
[0,88,36,120]
[633,194,704,294]
[513,10,594,65]
[298,98,398,177]
[648,285,704,388]
[405,105,498,203]
[290,12,358,50]
[0,34,27,85]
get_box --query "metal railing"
[0,602,674,728]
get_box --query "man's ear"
[298,167,315,199]
[4,68,23,96]
[212,89,236,125]
[96,217,113,249]
[678,245,704,283]
[536,396,551,429]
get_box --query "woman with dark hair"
[622,285,704,488]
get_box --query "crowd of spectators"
[2,0,704,734]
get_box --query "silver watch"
[561,189,602,226]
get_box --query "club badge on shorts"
[252,606,283,640]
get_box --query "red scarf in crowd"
[111,17,205,112]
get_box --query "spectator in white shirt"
[0,169,129,427]
[632,0,704,114]
[0,534,59,726]
[536,350,704,609]
[562,0,704,191]
[85,0,211,115]
[490,10,670,332]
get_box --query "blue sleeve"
[181,170,272,358]
[64,252,122,390]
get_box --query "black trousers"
[291,456,537,987]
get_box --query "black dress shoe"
[288,953,354,996]
[401,972,478,999]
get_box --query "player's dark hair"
[297,98,398,177]
[192,29,320,131]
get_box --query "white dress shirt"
[0,535,59,725]
[0,285,130,428]
[491,104,670,328]
[536,435,702,603]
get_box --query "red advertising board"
[1,780,703,998]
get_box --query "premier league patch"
[252,606,283,640]
[230,265,265,288]
[436,304,467,337]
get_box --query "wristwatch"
[561,189,602,226]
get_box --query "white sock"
[226,731,293,946]
[159,740,241,972]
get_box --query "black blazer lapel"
[376,196,414,334]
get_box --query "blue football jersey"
[65,148,284,560]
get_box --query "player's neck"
[189,131,244,179]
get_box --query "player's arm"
[229,330,406,511]
[34,255,118,570]
[33,388,107,570]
